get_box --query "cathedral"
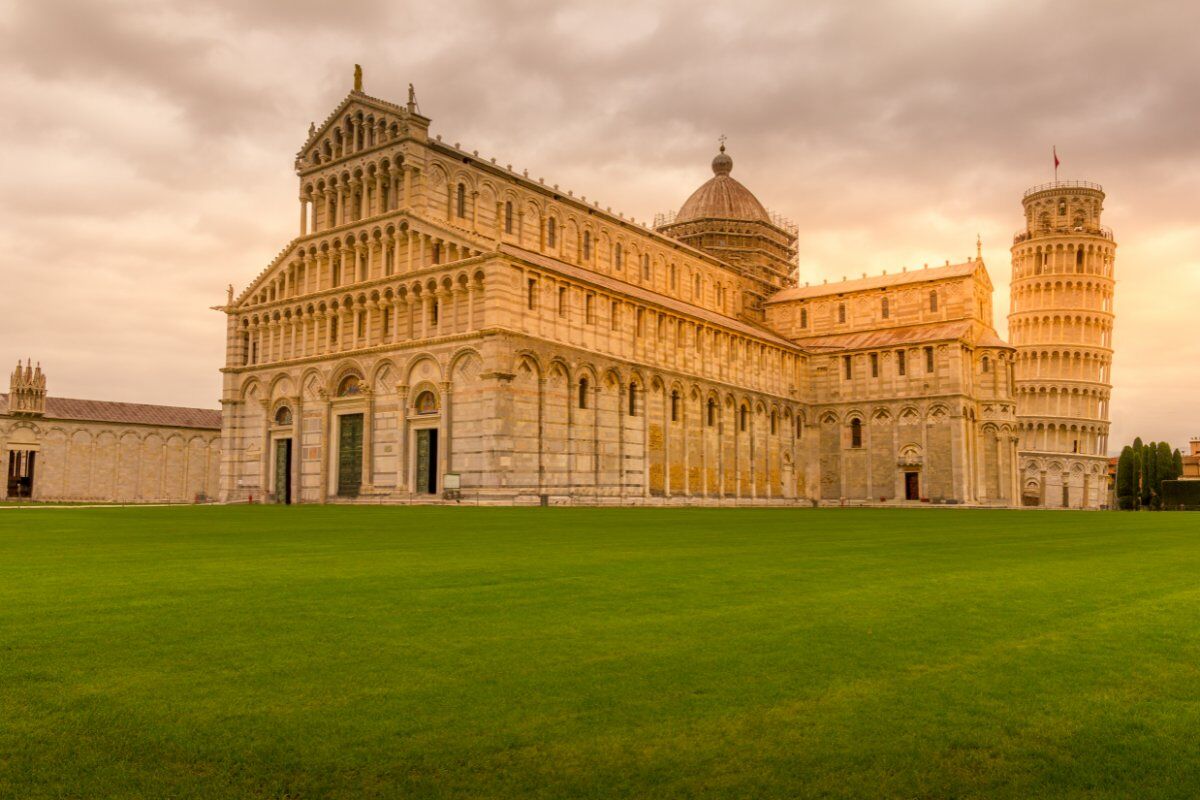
[5,69,1114,507]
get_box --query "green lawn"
[2,507,1199,799]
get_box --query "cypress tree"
[1116,446,1136,509]
[1174,448,1185,480]
[1156,441,1173,508]
[1140,442,1153,509]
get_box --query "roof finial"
[711,136,733,176]
[976,233,982,260]
[407,83,418,114]
[353,64,363,92]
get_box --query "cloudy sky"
[2,0,1197,453]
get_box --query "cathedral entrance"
[337,414,363,498]
[274,439,292,504]
[415,428,438,494]
[904,471,920,501]
[6,450,35,499]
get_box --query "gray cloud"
[1,0,1197,451]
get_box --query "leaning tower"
[1009,181,1116,508]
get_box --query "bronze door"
[274,439,292,504]
[415,429,438,494]
[337,414,363,498]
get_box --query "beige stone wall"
[765,267,996,340]
[1,418,220,503]
[222,326,807,505]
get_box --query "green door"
[274,439,292,504]
[337,414,363,498]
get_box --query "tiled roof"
[499,244,800,349]
[767,261,981,303]
[675,174,771,225]
[0,394,221,430]
[790,320,1011,352]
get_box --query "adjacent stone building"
[217,72,1027,506]
[2,361,221,503]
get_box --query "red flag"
[1053,146,1060,170]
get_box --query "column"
[440,381,453,482]
[299,197,308,236]
[397,385,410,492]
[362,388,375,490]
[291,394,303,504]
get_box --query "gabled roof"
[297,90,428,164]
[768,259,986,303]
[0,394,221,430]
[789,319,1011,352]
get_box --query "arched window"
[628,383,638,416]
[670,263,677,289]
[670,391,680,422]
[274,406,293,425]
[456,183,466,218]
[982,356,990,373]
[1075,248,1084,272]
[838,303,846,324]
[881,297,889,319]
[547,217,557,248]
[707,398,716,427]
[850,418,862,448]
[800,307,808,328]
[929,291,938,312]
[694,274,702,298]
[615,243,623,270]
[415,390,439,414]
[642,253,650,279]
[770,411,777,434]
[795,416,803,439]
[582,231,591,261]
[337,374,361,397]
[739,406,748,432]
[579,377,589,409]
[504,201,513,233]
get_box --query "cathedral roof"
[0,394,221,430]
[767,260,983,303]
[674,146,771,225]
[788,319,1010,352]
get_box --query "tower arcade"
[1008,181,1116,508]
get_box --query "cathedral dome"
[674,145,771,225]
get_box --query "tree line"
[1115,438,1185,510]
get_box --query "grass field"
[2,507,1199,799]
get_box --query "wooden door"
[905,471,920,500]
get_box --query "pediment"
[296,92,429,172]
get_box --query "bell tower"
[1009,180,1116,508]
[9,359,47,416]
